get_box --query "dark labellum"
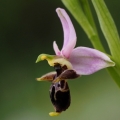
[50,80,70,112]
[49,63,71,113]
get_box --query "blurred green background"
[1,0,120,120]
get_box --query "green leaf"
[107,67,120,88]
[92,0,120,70]
[80,0,98,35]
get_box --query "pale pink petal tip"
[69,47,115,75]
[53,41,60,56]
[56,8,76,58]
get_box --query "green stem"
[107,67,120,88]
[80,0,98,34]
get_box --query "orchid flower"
[36,8,115,116]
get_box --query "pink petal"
[53,41,61,56]
[69,47,115,75]
[56,8,77,58]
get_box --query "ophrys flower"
[36,8,115,116]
